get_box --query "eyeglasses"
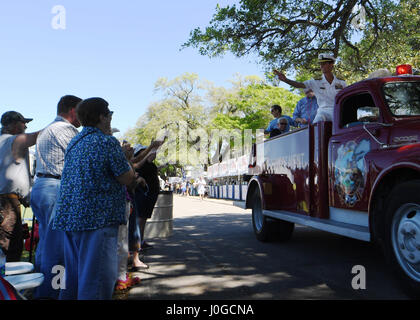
[105,111,114,117]
[279,123,287,126]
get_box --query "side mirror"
[357,106,380,123]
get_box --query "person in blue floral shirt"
[52,97,137,300]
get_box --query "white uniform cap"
[318,53,336,63]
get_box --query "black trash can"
[144,190,173,238]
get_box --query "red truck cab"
[243,69,420,295]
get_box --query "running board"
[263,209,371,242]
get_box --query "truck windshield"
[383,81,420,116]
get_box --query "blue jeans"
[128,200,141,251]
[30,177,63,299]
[59,225,119,300]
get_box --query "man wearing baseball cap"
[274,53,347,123]
[0,111,42,261]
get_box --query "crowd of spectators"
[0,96,164,299]
[169,178,208,198]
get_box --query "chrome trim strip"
[329,207,369,227]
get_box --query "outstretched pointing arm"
[274,70,305,89]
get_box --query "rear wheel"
[251,188,294,242]
[383,180,420,297]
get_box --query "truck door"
[329,92,386,213]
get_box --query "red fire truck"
[241,65,420,295]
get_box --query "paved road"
[127,195,411,300]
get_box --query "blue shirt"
[52,127,131,232]
[293,97,319,125]
[266,115,294,133]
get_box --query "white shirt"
[35,116,79,176]
[304,74,346,111]
[0,134,32,198]
[197,179,206,194]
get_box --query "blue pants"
[59,225,119,300]
[128,200,141,251]
[30,177,63,299]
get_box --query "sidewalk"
[120,195,251,300]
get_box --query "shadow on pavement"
[127,212,410,300]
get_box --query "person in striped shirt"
[30,95,82,299]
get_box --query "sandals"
[129,274,141,286]
[115,273,141,292]
[115,279,129,291]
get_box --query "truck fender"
[246,177,265,210]
[369,162,420,241]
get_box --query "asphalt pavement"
[125,194,411,300]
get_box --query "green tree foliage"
[339,0,420,83]
[124,73,301,168]
[206,74,301,161]
[125,73,208,168]
[184,0,419,84]
[126,73,207,143]
[208,74,300,131]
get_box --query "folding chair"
[0,276,25,300]
[3,273,44,299]
[4,262,43,299]
[5,262,34,275]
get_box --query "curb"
[173,194,247,208]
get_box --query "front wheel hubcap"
[392,203,420,281]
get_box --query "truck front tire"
[383,180,420,297]
[251,188,294,242]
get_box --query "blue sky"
[0,0,267,138]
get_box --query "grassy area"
[21,205,34,227]
[21,249,35,264]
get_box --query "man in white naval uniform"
[274,53,347,123]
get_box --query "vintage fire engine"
[241,65,420,295]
